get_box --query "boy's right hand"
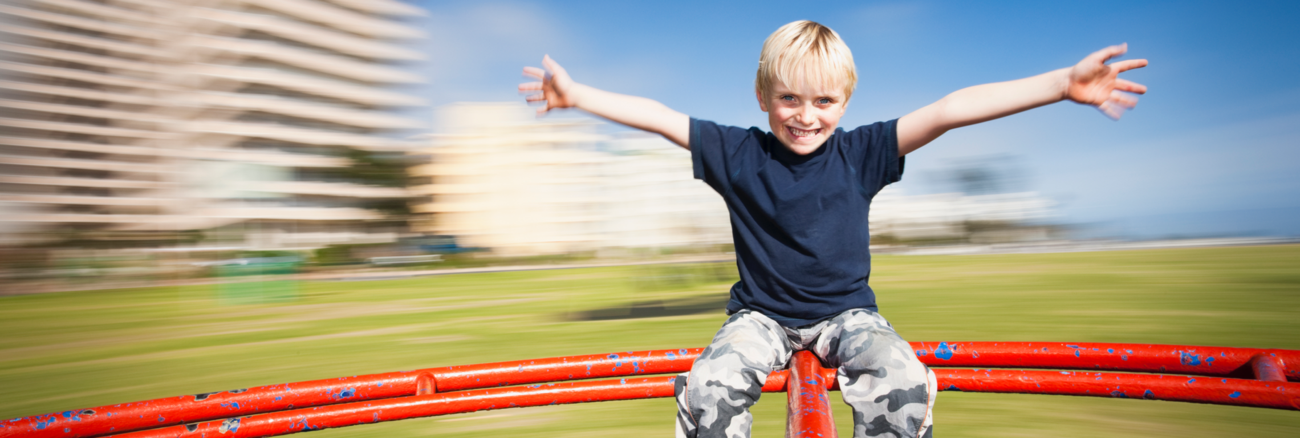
[516,55,690,147]
[519,55,578,115]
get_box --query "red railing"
[2,342,1295,438]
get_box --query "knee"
[697,311,788,377]
[689,342,777,399]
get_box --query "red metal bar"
[911,342,1298,380]
[0,349,703,438]
[786,351,838,438]
[6,343,1296,438]
[102,368,1299,438]
[938,369,1300,410]
[0,371,424,438]
[109,373,794,438]
[106,375,682,438]
[1250,354,1287,382]
[429,348,704,392]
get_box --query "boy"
[519,20,1146,438]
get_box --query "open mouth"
[787,126,821,139]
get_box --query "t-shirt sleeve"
[690,118,759,195]
[846,118,904,193]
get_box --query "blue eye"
[817,98,832,105]
[781,95,795,101]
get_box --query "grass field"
[2,244,1298,437]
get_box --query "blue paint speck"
[666,352,677,360]
[33,417,55,430]
[1179,352,1202,366]
[1121,354,1128,361]
[1187,378,1196,384]
[1143,390,1155,400]
[934,342,954,361]
[1075,350,1081,357]
[915,350,927,357]
[1108,349,1115,354]
[1230,391,1241,398]
[1111,391,1128,398]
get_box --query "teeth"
[790,127,818,137]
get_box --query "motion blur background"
[1,0,1297,437]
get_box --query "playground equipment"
[3,342,1295,438]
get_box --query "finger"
[522,66,546,80]
[1096,101,1126,121]
[1087,43,1128,64]
[542,54,567,77]
[518,81,543,92]
[1110,58,1148,73]
[1108,90,1139,108]
[524,93,547,103]
[1114,78,1147,94]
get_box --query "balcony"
[0,117,174,139]
[195,92,422,130]
[0,79,159,105]
[184,120,417,151]
[240,0,424,39]
[198,8,422,60]
[190,36,420,84]
[0,4,164,40]
[0,154,171,173]
[0,60,171,90]
[190,63,424,107]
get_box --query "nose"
[797,104,816,125]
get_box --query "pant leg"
[675,310,791,438]
[812,309,936,438]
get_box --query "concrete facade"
[0,0,426,247]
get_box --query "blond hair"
[755,21,857,102]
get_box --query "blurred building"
[410,103,731,257]
[0,0,427,249]
[870,186,1057,244]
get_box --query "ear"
[756,89,769,112]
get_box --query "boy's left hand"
[1066,43,1149,119]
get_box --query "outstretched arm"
[520,55,690,148]
[897,44,1148,156]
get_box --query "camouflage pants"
[674,309,936,438]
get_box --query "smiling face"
[758,78,848,155]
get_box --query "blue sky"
[407,0,1300,239]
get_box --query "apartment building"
[410,103,731,257]
[0,0,426,248]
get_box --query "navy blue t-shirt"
[690,118,904,327]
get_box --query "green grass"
[2,245,1298,437]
